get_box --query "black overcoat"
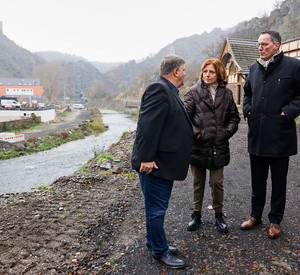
[184,80,240,170]
[131,77,193,181]
[243,52,300,157]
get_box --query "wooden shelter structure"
[220,38,259,105]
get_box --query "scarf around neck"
[257,49,282,69]
[207,84,218,103]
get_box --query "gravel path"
[0,120,299,274]
[112,121,299,274]
[22,109,90,140]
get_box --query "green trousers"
[191,164,224,213]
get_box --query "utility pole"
[64,84,67,105]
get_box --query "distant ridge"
[0,0,299,100]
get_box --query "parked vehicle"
[47,104,55,109]
[38,103,46,109]
[0,97,21,109]
[73,104,84,109]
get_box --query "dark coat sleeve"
[243,67,253,119]
[184,87,200,136]
[134,83,169,162]
[281,61,300,121]
[225,90,241,138]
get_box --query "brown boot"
[267,223,281,239]
[240,216,262,230]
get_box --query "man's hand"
[140,161,159,174]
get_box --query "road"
[22,108,90,139]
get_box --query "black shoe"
[187,211,201,231]
[153,252,186,269]
[146,243,178,255]
[215,212,228,234]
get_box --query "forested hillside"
[98,28,229,101]
[0,33,104,101]
[0,0,299,104]
[0,33,44,77]
[94,0,300,103]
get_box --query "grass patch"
[95,152,114,163]
[6,200,19,207]
[90,113,106,132]
[78,164,88,173]
[121,128,132,139]
[34,184,55,192]
[56,110,70,119]
[7,122,44,134]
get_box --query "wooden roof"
[220,38,259,74]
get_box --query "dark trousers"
[250,154,289,224]
[139,172,173,258]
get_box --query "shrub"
[90,114,105,132]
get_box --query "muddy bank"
[0,120,299,274]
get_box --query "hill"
[91,61,122,74]
[99,0,300,102]
[97,27,231,101]
[35,51,87,63]
[0,0,299,103]
[0,33,44,77]
[34,51,105,98]
[229,0,300,40]
[36,51,122,74]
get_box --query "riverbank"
[0,109,105,160]
[0,110,136,194]
[0,120,299,274]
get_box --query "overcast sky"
[0,0,276,62]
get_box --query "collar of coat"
[257,49,283,69]
[197,79,227,110]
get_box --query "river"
[0,110,137,194]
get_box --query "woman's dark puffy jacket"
[184,80,240,170]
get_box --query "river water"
[0,110,137,194]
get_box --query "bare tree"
[33,62,66,102]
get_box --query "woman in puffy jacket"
[184,58,240,233]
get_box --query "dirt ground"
[0,120,299,274]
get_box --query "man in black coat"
[241,31,300,239]
[132,55,193,268]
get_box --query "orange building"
[0,78,43,105]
